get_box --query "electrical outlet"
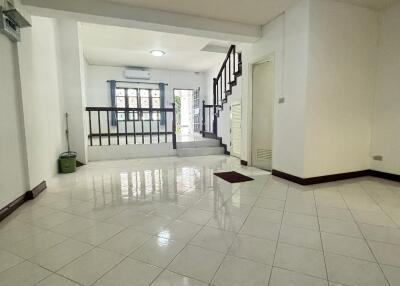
[373,155,383,161]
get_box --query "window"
[115,87,161,121]
[151,90,160,120]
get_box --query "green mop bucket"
[59,151,77,173]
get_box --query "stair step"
[177,146,225,157]
[177,139,220,148]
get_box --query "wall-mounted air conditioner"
[124,69,151,80]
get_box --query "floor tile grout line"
[313,186,331,282]
[134,173,260,285]
[272,265,330,283]
[34,270,86,286]
[358,182,400,229]
[146,180,238,286]
[8,161,400,286]
[207,177,271,285]
[337,184,392,286]
[85,213,180,286]
[267,179,289,286]
[14,176,268,285]
[28,211,150,286]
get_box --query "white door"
[252,60,274,170]
[231,103,241,158]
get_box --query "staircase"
[213,45,242,120]
[201,45,243,140]
[176,139,224,157]
[177,45,242,158]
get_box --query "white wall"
[86,65,206,108]
[370,2,400,175]
[205,1,308,175]
[272,1,309,177]
[18,16,66,189]
[85,65,206,140]
[206,0,382,179]
[0,34,29,208]
[88,143,177,161]
[58,19,88,163]
[303,0,378,177]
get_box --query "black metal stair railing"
[86,105,177,149]
[201,100,215,137]
[201,44,242,138]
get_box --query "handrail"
[216,45,235,79]
[209,44,242,137]
[86,107,174,112]
[86,105,177,148]
[202,100,216,136]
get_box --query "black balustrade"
[86,105,177,149]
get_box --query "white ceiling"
[92,0,398,25]
[80,23,229,71]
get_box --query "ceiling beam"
[21,0,261,43]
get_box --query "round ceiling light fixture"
[150,50,166,57]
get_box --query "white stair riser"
[177,139,220,148]
[178,147,224,157]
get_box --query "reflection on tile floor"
[1,155,400,285]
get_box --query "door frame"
[230,101,241,159]
[247,53,276,168]
[173,88,195,135]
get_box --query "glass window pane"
[128,89,137,97]
[116,97,125,108]
[142,111,150,120]
[152,112,160,120]
[116,89,125,97]
[152,97,160,108]
[140,89,150,97]
[140,89,150,108]
[151,90,160,97]
[117,112,125,121]
[128,97,137,108]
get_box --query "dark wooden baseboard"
[0,181,47,222]
[271,169,400,185]
[0,193,26,222]
[368,170,400,182]
[240,160,248,166]
[25,181,47,200]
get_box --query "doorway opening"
[251,59,274,171]
[174,89,194,137]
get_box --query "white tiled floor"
[1,155,400,285]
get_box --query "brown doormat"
[214,171,254,183]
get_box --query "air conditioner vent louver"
[256,149,272,160]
